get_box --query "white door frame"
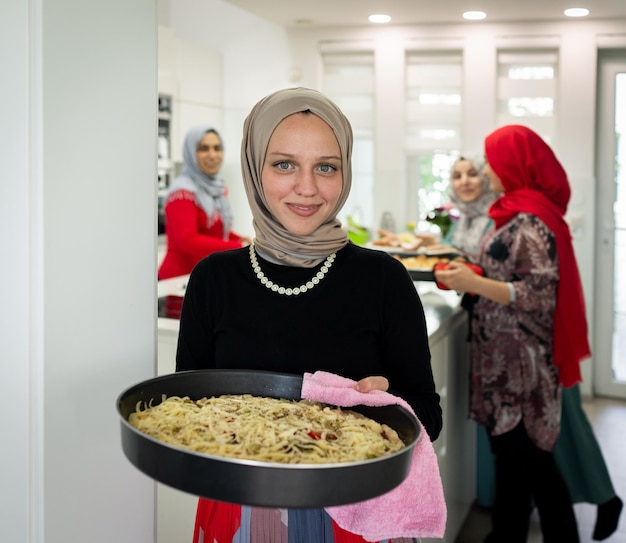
[594,50,626,399]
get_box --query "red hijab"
[486,124,590,387]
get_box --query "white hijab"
[167,125,233,237]
[447,154,498,257]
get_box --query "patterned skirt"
[194,498,418,543]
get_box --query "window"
[405,51,463,233]
[497,49,558,142]
[322,51,375,229]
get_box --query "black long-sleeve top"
[176,243,442,441]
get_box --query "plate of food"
[368,232,424,253]
[368,228,446,254]
[393,252,466,281]
[117,369,420,507]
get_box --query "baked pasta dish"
[128,394,405,464]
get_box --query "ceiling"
[221,0,626,28]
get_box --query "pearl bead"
[249,243,336,296]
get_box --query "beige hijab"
[241,87,352,267]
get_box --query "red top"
[486,124,591,387]
[158,189,244,280]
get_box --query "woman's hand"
[354,376,389,393]
[433,260,479,293]
[434,261,513,305]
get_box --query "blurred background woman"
[158,125,250,280]
[446,154,624,541]
[425,154,498,258]
[435,124,587,542]
[374,154,497,257]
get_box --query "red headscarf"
[485,124,590,387]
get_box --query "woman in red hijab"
[435,124,590,542]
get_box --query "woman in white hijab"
[442,154,498,258]
[158,125,250,280]
[375,154,498,258]
[176,87,443,543]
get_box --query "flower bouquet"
[425,203,459,238]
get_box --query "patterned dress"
[470,213,562,452]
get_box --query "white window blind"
[322,51,375,228]
[497,49,558,142]
[405,51,463,229]
[405,52,463,151]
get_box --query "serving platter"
[394,251,464,282]
[117,369,420,508]
[365,242,421,255]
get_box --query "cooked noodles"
[128,394,404,464]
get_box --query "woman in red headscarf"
[435,124,590,543]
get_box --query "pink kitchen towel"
[301,370,447,541]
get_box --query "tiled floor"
[454,395,626,543]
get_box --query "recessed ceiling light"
[564,8,590,17]
[463,11,487,21]
[369,14,391,24]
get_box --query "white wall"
[1,1,32,540]
[1,1,158,541]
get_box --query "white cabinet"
[158,25,224,165]
[171,39,223,163]
[173,101,223,162]
[157,484,197,543]
[156,277,196,543]
[157,327,177,375]
[175,39,221,106]
[158,25,177,97]
[156,327,196,543]
[424,310,476,543]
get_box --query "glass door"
[595,51,626,398]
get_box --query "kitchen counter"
[156,276,475,543]
[156,275,187,376]
[417,282,467,341]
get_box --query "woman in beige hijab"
[176,87,442,542]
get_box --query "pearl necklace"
[249,243,336,296]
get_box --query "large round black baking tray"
[117,369,420,508]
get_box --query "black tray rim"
[118,370,416,469]
[117,369,421,507]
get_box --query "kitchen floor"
[454,395,626,543]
